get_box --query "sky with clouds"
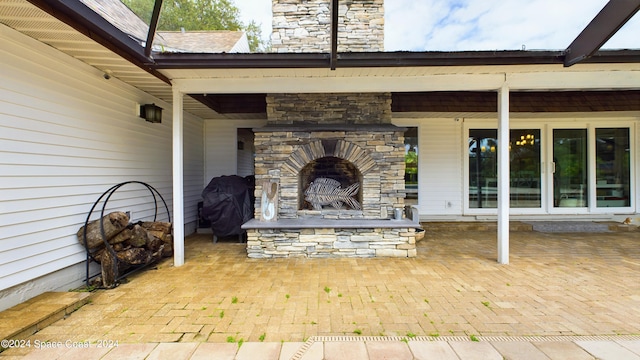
[235,0,639,52]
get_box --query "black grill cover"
[201,175,253,237]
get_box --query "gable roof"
[78,0,247,54]
[78,0,150,44]
[158,31,249,53]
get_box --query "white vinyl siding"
[393,118,462,220]
[421,119,464,216]
[236,130,255,177]
[204,119,266,182]
[637,124,640,210]
[393,118,463,217]
[204,121,237,180]
[0,25,203,304]
[184,114,205,231]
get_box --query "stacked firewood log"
[77,211,172,288]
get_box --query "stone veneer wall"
[255,92,404,219]
[245,91,415,258]
[254,129,405,220]
[247,227,417,258]
[266,93,392,124]
[271,0,384,53]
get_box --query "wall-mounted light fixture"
[140,103,162,123]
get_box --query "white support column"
[172,87,185,267]
[497,83,510,264]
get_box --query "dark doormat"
[524,221,611,233]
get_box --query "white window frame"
[588,120,636,214]
[393,119,423,212]
[463,120,546,216]
[545,122,591,215]
[463,117,636,216]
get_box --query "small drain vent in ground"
[309,334,640,343]
[289,335,640,359]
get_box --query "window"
[468,129,541,209]
[467,124,633,212]
[468,129,497,208]
[553,129,588,208]
[596,128,630,207]
[404,127,418,206]
[510,129,541,208]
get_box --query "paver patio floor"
[7,230,640,347]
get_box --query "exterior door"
[466,123,633,215]
[552,129,588,208]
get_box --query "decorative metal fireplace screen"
[300,156,363,210]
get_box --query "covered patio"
[4,0,638,269]
[1,227,639,358]
[1,4,640,358]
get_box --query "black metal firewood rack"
[81,181,170,288]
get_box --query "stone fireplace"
[242,93,420,258]
[299,153,363,211]
[240,2,418,258]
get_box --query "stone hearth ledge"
[241,219,421,258]
[241,218,421,229]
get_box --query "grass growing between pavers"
[8,231,640,345]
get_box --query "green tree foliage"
[404,151,417,175]
[244,20,270,53]
[123,0,267,52]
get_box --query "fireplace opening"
[299,156,363,210]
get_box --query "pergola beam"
[330,0,339,70]
[144,0,163,58]
[26,0,171,83]
[564,0,640,67]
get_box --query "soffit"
[0,0,225,119]
[167,62,640,97]
[161,62,640,80]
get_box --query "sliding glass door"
[553,129,588,208]
[595,128,631,207]
[468,129,497,208]
[551,127,632,209]
[466,123,633,214]
[510,130,541,208]
[468,129,541,209]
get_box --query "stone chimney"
[266,93,392,125]
[271,0,384,53]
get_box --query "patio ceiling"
[393,91,640,113]
[1,0,639,120]
[184,91,640,115]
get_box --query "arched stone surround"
[253,125,405,220]
[243,92,417,258]
[282,139,380,216]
